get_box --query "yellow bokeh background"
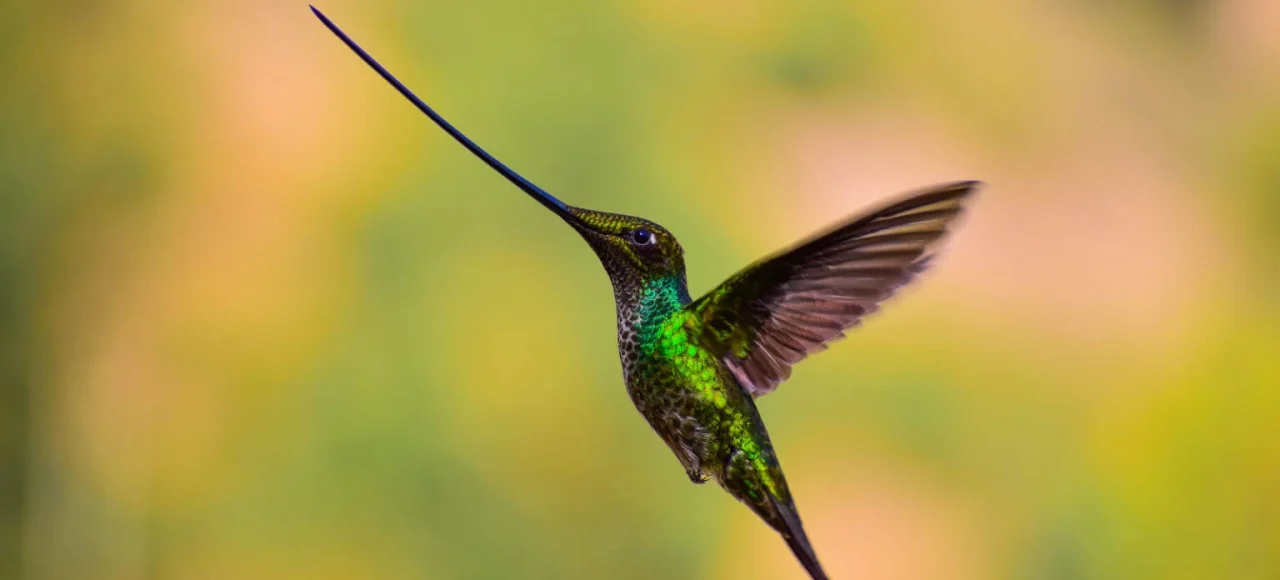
[3,1,1279,579]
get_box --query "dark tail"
[771,495,828,580]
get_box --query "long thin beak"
[310,6,580,224]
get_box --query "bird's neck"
[612,273,690,371]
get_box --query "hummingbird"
[312,7,978,579]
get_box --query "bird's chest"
[624,352,688,414]
[617,324,660,407]
[618,319,726,420]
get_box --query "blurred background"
[2,0,1279,578]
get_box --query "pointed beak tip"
[315,8,588,233]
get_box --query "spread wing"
[687,181,979,397]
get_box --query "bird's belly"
[625,351,751,478]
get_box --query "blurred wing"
[689,181,980,397]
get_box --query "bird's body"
[628,303,817,575]
[312,8,979,578]
[583,211,819,573]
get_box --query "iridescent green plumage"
[313,9,979,579]
[566,206,825,575]
[564,188,975,580]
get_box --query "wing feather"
[686,180,980,396]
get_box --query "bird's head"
[563,207,686,286]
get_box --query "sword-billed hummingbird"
[312,8,979,579]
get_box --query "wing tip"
[940,179,984,196]
[922,179,984,206]
[936,180,983,213]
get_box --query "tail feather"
[771,495,828,580]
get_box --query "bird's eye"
[631,228,654,245]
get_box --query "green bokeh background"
[3,1,1278,579]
